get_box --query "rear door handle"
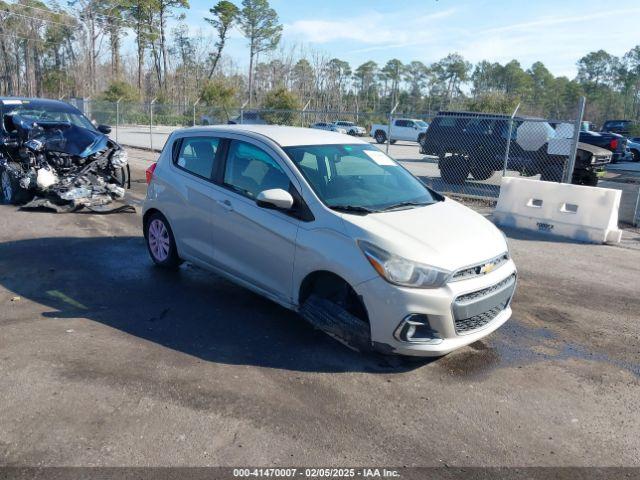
[217,199,233,212]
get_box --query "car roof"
[0,97,81,113]
[179,124,369,147]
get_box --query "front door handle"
[217,199,233,212]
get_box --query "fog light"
[394,314,442,344]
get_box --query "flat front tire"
[145,212,182,269]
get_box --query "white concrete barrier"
[494,177,622,244]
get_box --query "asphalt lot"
[1,147,639,467]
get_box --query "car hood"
[340,199,508,272]
[578,142,612,156]
[11,114,110,158]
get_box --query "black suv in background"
[601,119,637,136]
[419,111,610,186]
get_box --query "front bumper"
[355,260,517,356]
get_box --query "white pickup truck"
[370,118,429,144]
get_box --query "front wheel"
[0,163,32,205]
[631,149,639,162]
[145,212,182,269]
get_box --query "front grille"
[454,302,508,334]
[453,274,516,335]
[451,253,509,281]
[456,273,516,303]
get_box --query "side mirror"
[97,124,112,134]
[256,188,294,210]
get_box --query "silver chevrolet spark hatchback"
[142,125,516,356]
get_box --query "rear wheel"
[144,212,182,269]
[374,131,386,144]
[631,149,639,162]
[470,164,494,180]
[389,139,397,145]
[439,155,470,185]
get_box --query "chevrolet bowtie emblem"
[480,262,496,274]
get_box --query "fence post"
[301,99,311,127]
[564,96,586,183]
[502,103,521,176]
[149,97,157,151]
[386,102,399,154]
[633,187,640,227]
[193,97,201,127]
[115,97,122,143]
[240,100,248,124]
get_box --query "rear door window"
[174,137,220,179]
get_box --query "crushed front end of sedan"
[0,98,130,212]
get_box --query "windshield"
[5,105,96,130]
[284,144,441,212]
[415,120,428,127]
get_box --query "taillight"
[610,139,618,150]
[145,162,157,184]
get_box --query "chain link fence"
[67,98,639,226]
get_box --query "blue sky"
[175,0,640,78]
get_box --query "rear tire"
[470,164,494,181]
[439,155,470,185]
[389,139,397,145]
[374,131,386,144]
[144,212,182,269]
[631,149,639,162]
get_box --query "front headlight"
[358,240,451,288]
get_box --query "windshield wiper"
[329,204,378,214]
[379,201,433,212]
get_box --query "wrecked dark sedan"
[0,98,129,212]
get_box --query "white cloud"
[284,8,457,45]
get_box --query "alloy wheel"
[148,218,170,262]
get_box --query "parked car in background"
[226,111,269,125]
[333,121,366,136]
[310,122,347,134]
[420,111,609,186]
[601,119,638,136]
[626,137,640,162]
[142,125,516,357]
[370,118,429,144]
[578,129,630,163]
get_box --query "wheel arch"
[297,270,369,323]
[142,207,162,236]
